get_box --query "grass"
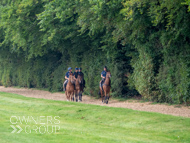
[0,92,190,143]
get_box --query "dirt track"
[0,86,190,118]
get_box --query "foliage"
[0,0,190,103]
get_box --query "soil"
[0,86,190,118]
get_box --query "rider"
[63,67,72,91]
[100,66,107,91]
[78,67,85,88]
[73,67,78,80]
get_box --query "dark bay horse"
[75,74,83,102]
[65,73,75,101]
[100,71,111,104]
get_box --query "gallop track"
[0,86,190,118]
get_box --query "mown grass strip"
[0,92,190,143]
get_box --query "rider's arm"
[74,73,77,80]
[65,75,69,80]
[101,74,105,79]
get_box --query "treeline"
[0,0,190,104]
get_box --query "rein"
[103,83,110,86]
[103,76,110,87]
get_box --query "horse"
[65,73,75,101]
[100,71,111,104]
[74,74,83,102]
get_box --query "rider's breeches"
[63,80,68,88]
[100,78,105,87]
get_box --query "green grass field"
[0,92,190,143]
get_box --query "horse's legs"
[78,91,80,102]
[108,87,111,104]
[107,91,110,104]
[100,87,104,103]
[106,92,109,104]
[72,91,75,102]
[100,87,103,103]
[104,91,107,103]
[65,91,68,101]
[79,91,82,101]
[72,91,75,101]
[71,91,74,101]
[69,92,73,101]
[105,89,111,104]
[69,93,71,101]
[80,91,82,101]
[75,90,78,102]
[68,93,70,101]
[67,92,70,101]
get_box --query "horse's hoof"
[67,100,69,102]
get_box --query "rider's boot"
[64,83,66,91]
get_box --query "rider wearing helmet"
[73,67,78,79]
[63,67,72,91]
[100,66,107,91]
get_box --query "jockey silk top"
[101,71,107,77]
[65,71,72,78]
[78,72,84,77]
[73,72,78,78]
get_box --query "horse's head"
[77,74,83,84]
[106,71,111,78]
[69,73,73,77]
[69,73,75,84]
